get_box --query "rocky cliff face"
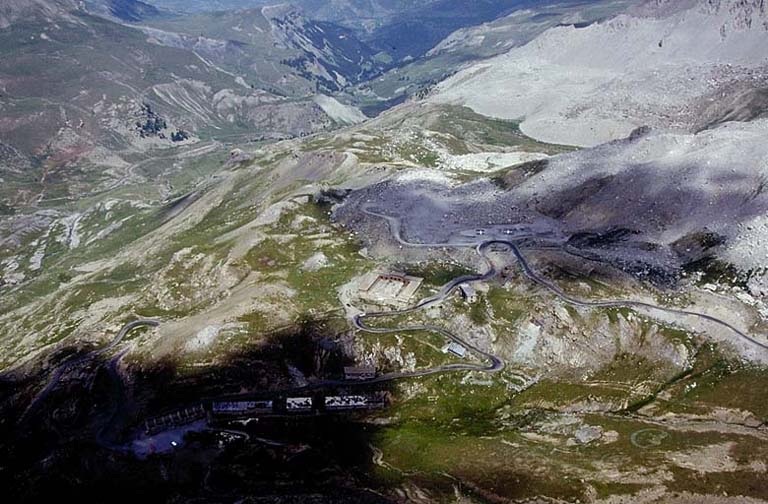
[264,6,383,91]
[634,0,768,33]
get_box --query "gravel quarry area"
[335,173,562,246]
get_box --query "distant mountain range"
[0,0,389,203]
[85,0,163,22]
[144,0,602,61]
[0,0,605,192]
[4,0,765,205]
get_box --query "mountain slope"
[263,5,383,90]
[357,0,556,60]
[0,0,81,27]
[85,0,163,22]
[343,0,632,114]
[430,0,768,146]
[143,5,383,93]
[0,2,376,206]
[145,0,609,62]
[4,3,768,502]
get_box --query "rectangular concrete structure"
[459,284,478,303]
[358,271,423,305]
[325,393,387,411]
[144,404,206,434]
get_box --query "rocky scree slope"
[430,0,768,147]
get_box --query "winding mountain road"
[19,319,160,424]
[124,206,768,431]
[227,204,768,398]
[495,240,768,351]
[361,205,768,353]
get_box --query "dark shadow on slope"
[0,316,395,503]
[696,86,768,131]
[530,162,768,285]
[335,153,768,289]
[536,162,768,236]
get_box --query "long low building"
[211,400,273,416]
[444,341,468,358]
[324,393,387,411]
[144,404,206,434]
[286,397,313,412]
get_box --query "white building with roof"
[444,341,468,358]
[459,284,478,303]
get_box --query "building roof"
[445,341,468,357]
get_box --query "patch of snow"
[59,213,84,249]
[29,245,45,272]
[393,169,457,187]
[84,216,134,246]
